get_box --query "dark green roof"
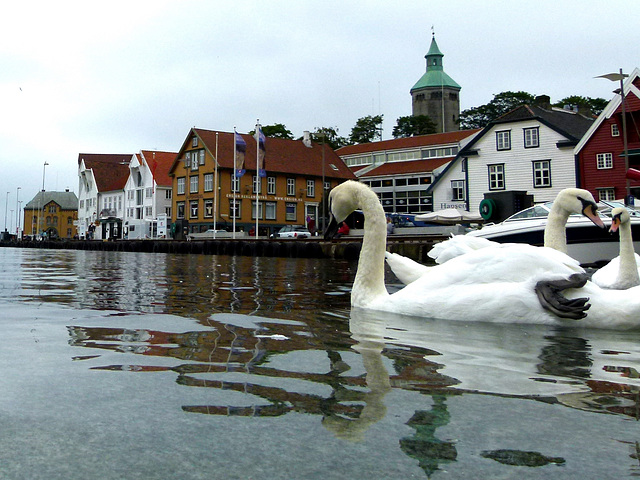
[411,36,460,91]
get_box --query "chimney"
[534,95,551,110]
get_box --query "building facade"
[337,130,479,215]
[575,67,640,203]
[429,99,594,219]
[410,34,461,133]
[77,153,130,240]
[123,150,176,239]
[23,190,78,239]
[168,128,356,237]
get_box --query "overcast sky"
[1,0,638,230]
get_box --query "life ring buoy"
[479,199,496,220]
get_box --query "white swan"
[328,180,640,329]
[386,188,605,284]
[591,207,640,290]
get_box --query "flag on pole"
[256,126,266,177]
[235,132,246,177]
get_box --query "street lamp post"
[15,186,21,237]
[37,161,49,237]
[597,69,630,203]
[4,191,9,234]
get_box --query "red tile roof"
[336,129,480,156]
[78,153,131,192]
[170,129,355,180]
[360,157,453,177]
[141,150,178,187]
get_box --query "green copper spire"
[411,35,460,91]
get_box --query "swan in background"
[386,188,605,285]
[327,181,640,329]
[591,207,640,290]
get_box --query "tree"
[251,123,294,139]
[349,114,384,144]
[459,91,535,129]
[552,96,607,117]
[392,115,438,138]
[311,127,349,150]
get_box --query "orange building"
[23,189,78,239]
[168,128,355,237]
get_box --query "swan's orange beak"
[583,204,605,229]
[610,215,621,233]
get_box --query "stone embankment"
[0,235,444,263]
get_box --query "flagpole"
[214,132,219,238]
[255,119,260,239]
[233,127,237,239]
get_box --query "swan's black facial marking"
[578,196,606,229]
[324,215,339,240]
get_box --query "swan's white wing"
[428,235,497,264]
[384,252,429,285]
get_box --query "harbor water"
[1,247,640,479]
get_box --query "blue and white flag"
[235,132,246,177]
[256,126,266,177]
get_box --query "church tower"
[410,34,461,133]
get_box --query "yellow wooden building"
[168,128,355,237]
[23,189,79,239]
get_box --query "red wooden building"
[575,68,640,203]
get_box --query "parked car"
[274,225,311,239]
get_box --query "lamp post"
[4,191,9,234]
[15,186,21,237]
[597,69,629,203]
[37,161,49,237]
[17,200,22,239]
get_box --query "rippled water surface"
[1,247,640,479]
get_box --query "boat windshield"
[504,204,551,222]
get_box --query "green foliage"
[552,96,607,116]
[392,115,438,138]
[348,115,384,144]
[311,126,349,150]
[251,123,294,139]
[459,91,535,129]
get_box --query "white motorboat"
[466,200,640,265]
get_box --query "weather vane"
[431,25,435,37]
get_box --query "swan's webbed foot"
[535,273,590,320]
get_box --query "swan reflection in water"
[68,309,640,474]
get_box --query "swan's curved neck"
[544,205,570,253]
[351,188,389,307]
[617,221,639,287]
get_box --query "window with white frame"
[146,187,153,198]
[524,127,539,148]
[190,200,198,218]
[231,173,240,192]
[176,202,185,219]
[165,206,171,217]
[177,177,185,195]
[596,153,613,169]
[253,175,261,194]
[307,179,315,197]
[188,152,198,171]
[286,178,295,196]
[265,202,276,220]
[204,199,213,217]
[145,206,153,217]
[611,124,620,137]
[598,188,616,201]
[451,180,465,201]
[285,202,297,221]
[192,137,198,147]
[198,149,205,166]
[165,190,172,199]
[324,181,331,192]
[190,175,199,193]
[267,176,276,195]
[229,199,241,218]
[251,201,263,219]
[204,173,214,192]
[533,160,551,187]
[488,164,505,190]
[496,130,511,151]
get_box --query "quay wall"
[0,235,444,263]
